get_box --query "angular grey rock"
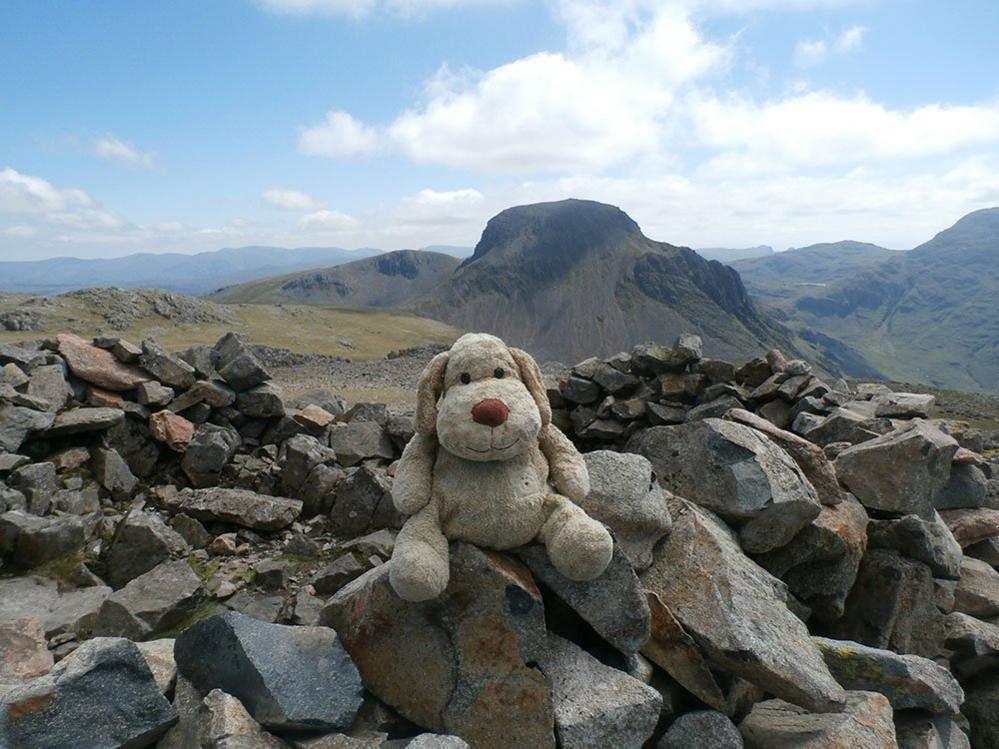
[961,671,999,749]
[406,736,471,749]
[312,553,368,595]
[0,362,29,387]
[279,433,337,497]
[562,375,602,405]
[873,392,935,418]
[214,333,271,392]
[8,461,57,515]
[136,380,175,406]
[935,464,989,510]
[518,542,650,655]
[103,415,160,477]
[236,382,285,418]
[646,402,685,425]
[795,406,882,446]
[579,450,670,570]
[170,513,212,548]
[0,575,111,638]
[590,361,639,394]
[328,422,394,467]
[224,590,285,623]
[868,512,963,579]
[739,691,897,749]
[639,499,846,713]
[106,510,192,588]
[160,486,303,531]
[0,405,55,452]
[199,688,291,749]
[835,549,942,658]
[323,545,555,748]
[90,446,138,501]
[835,421,958,516]
[175,611,363,732]
[539,633,661,749]
[894,713,970,749]
[813,637,963,714]
[685,396,743,423]
[94,559,204,640]
[41,406,124,437]
[725,408,846,506]
[943,612,999,680]
[140,338,197,389]
[954,557,999,618]
[0,510,85,567]
[627,419,820,554]
[136,638,177,695]
[330,465,396,536]
[181,424,241,487]
[26,364,71,412]
[658,711,743,749]
[0,637,177,748]
[754,494,868,623]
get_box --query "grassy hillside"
[0,288,460,360]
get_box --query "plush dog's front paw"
[389,545,450,602]
[547,516,613,581]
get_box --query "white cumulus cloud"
[795,24,866,66]
[95,137,156,169]
[300,208,360,230]
[299,111,381,158]
[408,188,484,205]
[0,168,92,213]
[262,188,322,210]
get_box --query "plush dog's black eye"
[494,368,505,379]
[460,372,471,384]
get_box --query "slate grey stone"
[236,382,285,418]
[90,446,138,502]
[41,407,124,437]
[140,338,197,389]
[868,512,963,580]
[214,333,271,392]
[0,404,55,452]
[0,510,85,568]
[935,464,989,510]
[106,510,191,588]
[181,424,241,487]
[658,711,743,749]
[328,422,394,467]
[8,461,57,515]
[160,486,302,531]
[0,575,111,638]
[94,559,204,640]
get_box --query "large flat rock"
[158,486,302,531]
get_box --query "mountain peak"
[462,199,642,267]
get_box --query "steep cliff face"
[410,199,798,363]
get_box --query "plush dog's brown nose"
[471,398,509,427]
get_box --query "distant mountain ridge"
[210,249,460,308]
[695,245,775,263]
[0,246,386,295]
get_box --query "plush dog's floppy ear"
[415,351,449,436]
[510,347,551,426]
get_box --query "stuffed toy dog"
[389,333,614,602]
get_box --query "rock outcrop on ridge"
[1,328,998,747]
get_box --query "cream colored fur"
[389,333,613,602]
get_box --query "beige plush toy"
[389,333,614,602]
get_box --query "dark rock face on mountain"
[411,199,796,364]
[210,249,460,308]
[773,209,999,391]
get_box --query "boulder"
[94,559,204,640]
[939,508,999,547]
[873,392,935,418]
[214,333,271,392]
[181,424,241,487]
[628,419,820,554]
[312,553,368,595]
[136,380,175,407]
[813,637,963,714]
[328,422,395,467]
[795,406,881,447]
[0,637,177,747]
[8,461,57,515]
[943,612,999,680]
[962,671,999,749]
[159,486,302,531]
[0,617,53,690]
[330,466,398,536]
[199,689,291,749]
[40,406,124,437]
[867,512,963,580]
[279,434,337,497]
[0,405,55,452]
[26,364,71,412]
[176,610,363,732]
[90,446,138,501]
[517,542,650,655]
[56,332,151,391]
[835,550,942,658]
[724,408,845,506]
[149,410,196,452]
[103,416,161,478]
[136,638,177,695]
[739,691,897,749]
[835,421,958,516]
[954,557,999,618]
[578,450,670,570]
[539,633,661,749]
[0,510,85,568]
[323,544,555,749]
[658,711,743,749]
[754,494,868,623]
[0,575,110,638]
[294,403,336,431]
[236,382,285,418]
[106,510,191,588]
[894,713,970,749]
[639,499,845,713]
[140,338,197,389]
[935,464,989,510]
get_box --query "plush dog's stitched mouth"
[464,437,520,454]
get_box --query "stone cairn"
[0,331,998,748]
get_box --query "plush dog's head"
[415,333,551,462]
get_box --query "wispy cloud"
[794,24,866,66]
[94,136,156,169]
[262,188,322,210]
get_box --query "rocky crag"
[1,330,998,747]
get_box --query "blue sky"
[1,0,998,260]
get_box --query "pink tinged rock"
[149,410,195,452]
[940,508,999,547]
[0,617,53,687]
[740,691,898,749]
[294,404,336,430]
[56,333,151,391]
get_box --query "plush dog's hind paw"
[389,550,450,602]
[547,515,613,581]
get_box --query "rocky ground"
[1,329,999,747]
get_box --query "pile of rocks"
[3,330,999,748]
